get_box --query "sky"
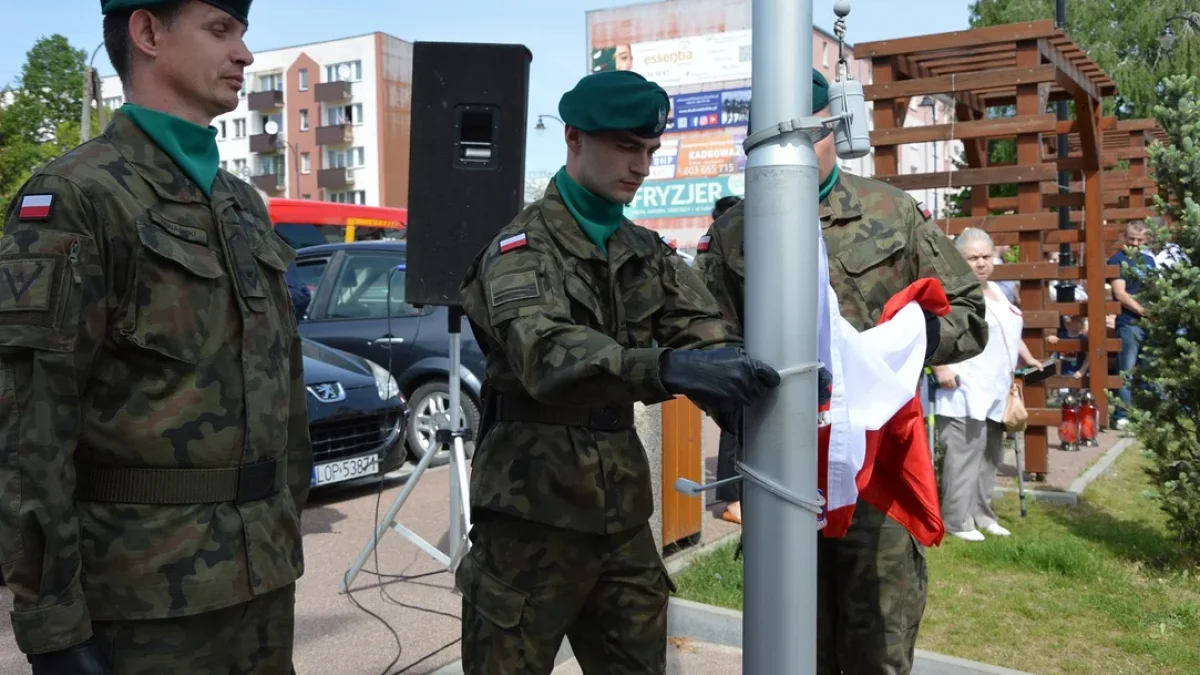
[0,0,973,174]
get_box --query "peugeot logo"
[307,382,346,403]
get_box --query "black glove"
[28,637,111,675]
[660,346,781,410]
[923,310,941,362]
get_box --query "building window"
[300,109,309,131]
[326,147,365,169]
[301,153,311,174]
[298,68,309,91]
[238,81,246,98]
[220,160,228,171]
[258,113,282,135]
[325,60,362,83]
[103,95,124,109]
[328,190,366,205]
[234,119,246,138]
[218,121,227,139]
[326,103,364,126]
[257,73,284,92]
[232,158,247,177]
[822,42,829,67]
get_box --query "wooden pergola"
[856,20,1119,480]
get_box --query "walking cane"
[1014,431,1028,519]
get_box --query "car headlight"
[368,361,400,400]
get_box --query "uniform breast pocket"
[622,275,666,347]
[836,238,906,317]
[123,217,226,365]
[246,231,295,322]
[564,273,607,329]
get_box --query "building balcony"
[317,167,354,189]
[249,132,279,154]
[314,80,352,102]
[315,123,353,146]
[247,89,284,111]
[251,173,285,193]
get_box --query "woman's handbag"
[990,305,1029,433]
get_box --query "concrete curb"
[991,436,1135,507]
[432,598,1032,674]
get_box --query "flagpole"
[741,0,820,672]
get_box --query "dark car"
[292,241,485,464]
[303,336,409,489]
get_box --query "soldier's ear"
[564,127,585,155]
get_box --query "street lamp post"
[263,120,299,198]
[533,114,564,133]
[81,41,106,143]
[1160,11,1200,54]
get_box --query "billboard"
[649,127,748,181]
[666,88,750,132]
[591,29,753,88]
[624,175,745,220]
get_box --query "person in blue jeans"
[1107,220,1156,428]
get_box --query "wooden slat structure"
[857,20,1119,480]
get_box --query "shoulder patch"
[489,270,541,308]
[0,258,57,313]
[17,194,55,221]
[697,235,712,252]
[660,235,677,249]
[916,201,933,220]
[499,232,529,253]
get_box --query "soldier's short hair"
[103,0,187,84]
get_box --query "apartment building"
[100,32,414,207]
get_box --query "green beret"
[559,71,671,138]
[747,69,831,132]
[812,69,830,113]
[101,0,251,24]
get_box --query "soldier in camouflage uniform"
[695,70,988,675]
[456,70,780,675]
[0,1,311,673]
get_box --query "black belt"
[495,394,634,431]
[75,457,285,505]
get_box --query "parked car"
[291,241,485,464]
[302,336,409,489]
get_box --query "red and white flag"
[815,233,946,547]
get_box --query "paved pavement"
[0,418,737,675]
[0,415,1103,674]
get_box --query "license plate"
[311,454,380,487]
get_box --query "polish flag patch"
[498,232,528,253]
[697,235,712,252]
[17,194,54,221]
[916,201,933,220]
[660,235,676,249]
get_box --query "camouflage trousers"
[817,500,928,675]
[456,513,675,675]
[90,582,296,675]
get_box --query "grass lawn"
[670,448,1200,674]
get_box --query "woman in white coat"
[933,228,1042,542]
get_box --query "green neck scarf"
[121,104,221,197]
[819,164,841,203]
[555,167,625,257]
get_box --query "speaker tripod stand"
[339,307,473,593]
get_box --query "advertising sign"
[666,88,750,132]
[624,175,745,220]
[591,29,753,88]
[671,128,747,179]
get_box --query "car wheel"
[406,380,480,466]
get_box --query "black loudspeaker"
[404,41,533,307]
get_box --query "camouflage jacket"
[459,178,738,535]
[0,111,312,655]
[695,171,987,365]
